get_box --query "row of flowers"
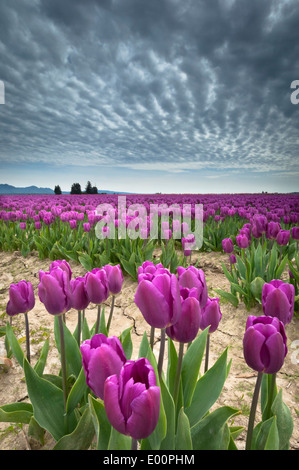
[4,257,295,448]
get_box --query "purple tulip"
[80,333,126,399]
[38,267,73,315]
[134,273,181,328]
[83,222,91,232]
[236,233,249,249]
[243,315,287,374]
[266,221,281,239]
[253,214,268,236]
[35,221,41,230]
[104,358,160,440]
[6,280,35,316]
[70,276,90,310]
[84,268,109,305]
[166,289,201,343]
[20,222,26,230]
[103,264,123,295]
[276,229,290,246]
[229,254,237,264]
[222,238,234,254]
[177,266,208,307]
[137,261,170,283]
[49,259,72,281]
[69,219,77,230]
[291,226,299,240]
[199,297,222,333]
[262,279,295,325]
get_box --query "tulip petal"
[126,386,161,440]
[264,332,286,374]
[134,280,170,328]
[243,327,265,372]
[104,375,126,435]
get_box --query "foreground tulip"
[49,259,72,281]
[85,268,109,305]
[80,334,126,399]
[262,279,295,325]
[104,358,160,440]
[177,266,208,307]
[38,267,72,315]
[6,280,35,317]
[135,273,181,329]
[103,264,123,295]
[243,315,287,374]
[166,292,201,343]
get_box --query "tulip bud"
[38,267,72,315]
[177,266,208,308]
[199,297,222,333]
[104,358,160,440]
[49,259,72,281]
[134,273,181,328]
[262,279,294,324]
[80,333,126,399]
[236,234,249,248]
[70,276,90,311]
[166,289,201,343]
[243,315,287,374]
[222,238,234,254]
[6,280,35,316]
[291,226,299,240]
[84,268,109,305]
[103,264,123,295]
[276,229,290,246]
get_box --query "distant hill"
[0,184,133,195]
[0,184,54,195]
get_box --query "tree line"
[54,181,98,195]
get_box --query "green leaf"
[253,416,279,450]
[54,316,82,378]
[0,402,33,424]
[185,348,228,427]
[166,337,178,397]
[108,426,131,450]
[23,358,76,441]
[159,377,175,450]
[264,417,279,450]
[214,289,239,307]
[66,366,89,415]
[34,339,49,376]
[271,389,293,450]
[78,252,93,272]
[250,277,265,301]
[88,395,112,450]
[119,327,133,360]
[275,254,288,279]
[191,406,240,450]
[6,321,25,368]
[181,327,209,408]
[175,407,192,450]
[53,407,95,450]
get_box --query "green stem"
[95,304,101,334]
[157,328,166,381]
[77,310,81,346]
[246,371,263,450]
[263,373,276,421]
[131,438,138,451]
[150,326,155,350]
[58,314,68,432]
[106,295,115,333]
[24,313,30,364]
[204,333,210,373]
[173,342,184,409]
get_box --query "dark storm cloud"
[0,0,298,177]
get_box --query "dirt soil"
[0,250,298,450]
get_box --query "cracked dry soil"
[0,250,298,450]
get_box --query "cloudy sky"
[0,0,298,194]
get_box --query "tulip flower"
[83,222,91,232]
[49,259,72,281]
[38,267,73,316]
[177,266,208,308]
[276,229,290,246]
[236,233,249,249]
[262,279,294,325]
[243,315,288,450]
[166,290,201,344]
[104,358,160,441]
[6,280,35,362]
[243,315,287,374]
[85,268,109,305]
[291,226,299,240]
[199,297,222,334]
[222,238,234,254]
[80,333,126,400]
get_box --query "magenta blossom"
[243,315,287,374]
[104,358,160,440]
[6,280,35,316]
[38,267,72,315]
[80,334,126,400]
[166,288,201,343]
[84,268,109,305]
[199,297,222,333]
[103,264,123,295]
[177,266,208,308]
[262,279,294,325]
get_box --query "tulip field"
[0,192,298,451]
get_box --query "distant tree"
[85,181,93,194]
[71,182,82,194]
[54,185,62,195]
[91,185,98,194]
